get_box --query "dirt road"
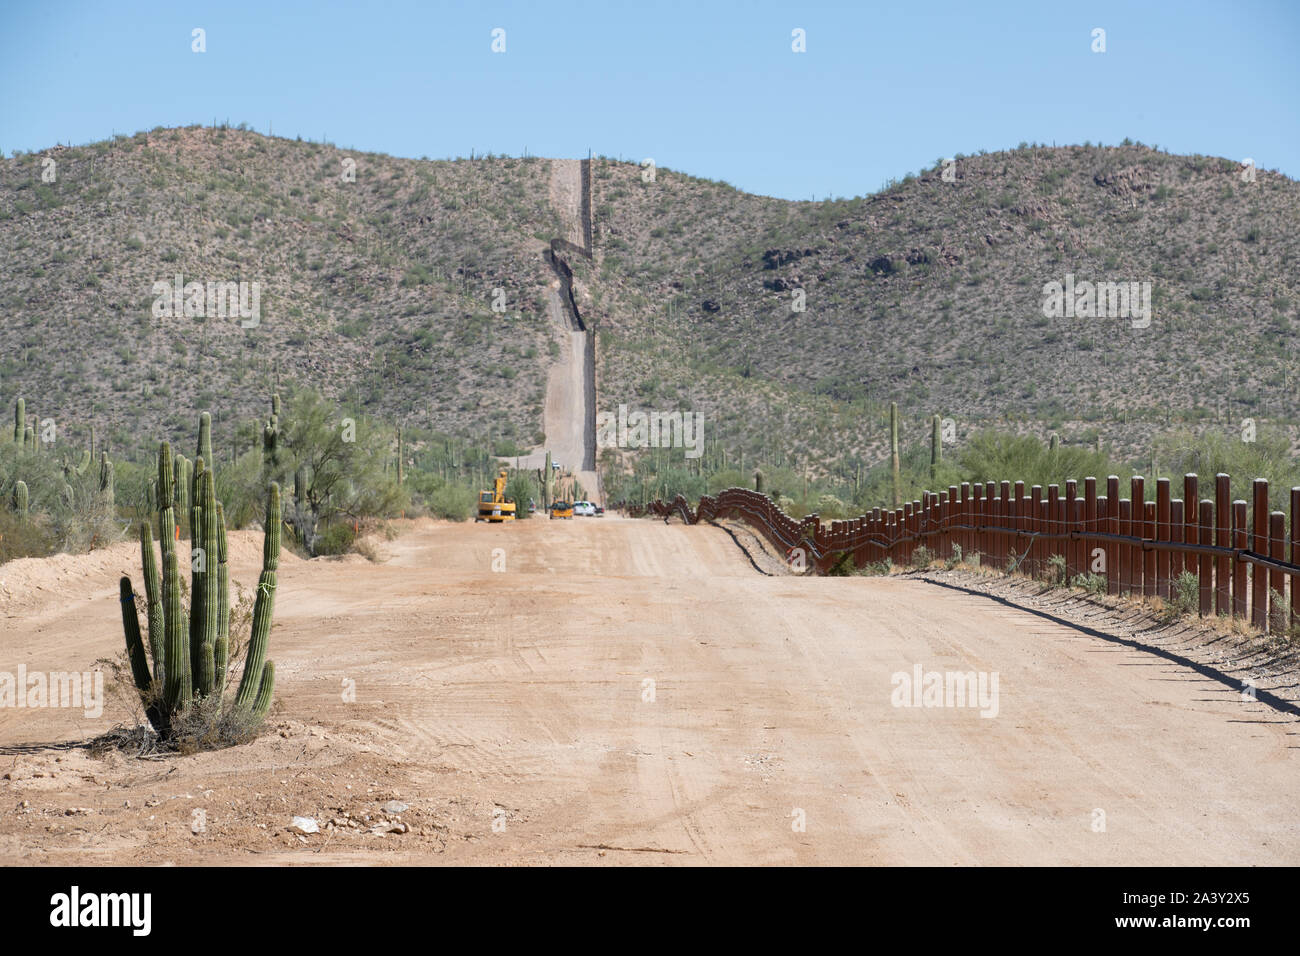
[513,159,598,501]
[1,516,1297,865]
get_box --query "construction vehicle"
[549,500,573,520]
[476,469,517,522]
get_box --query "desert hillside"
[2,128,1297,468]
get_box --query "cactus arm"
[119,576,153,696]
[140,523,165,679]
[235,483,280,711]
[215,500,230,698]
[189,502,206,695]
[161,543,191,714]
[249,661,275,721]
[196,469,220,698]
[157,442,175,555]
[119,575,167,733]
[198,412,213,476]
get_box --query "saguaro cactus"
[13,480,28,520]
[754,469,764,494]
[890,401,901,509]
[930,414,942,482]
[120,423,281,743]
[263,394,281,478]
[98,452,114,508]
[13,398,24,444]
[397,427,404,486]
[544,451,554,508]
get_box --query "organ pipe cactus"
[120,427,281,743]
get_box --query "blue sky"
[1,0,1296,199]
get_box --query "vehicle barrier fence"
[620,474,1300,633]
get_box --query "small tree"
[279,392,406,555]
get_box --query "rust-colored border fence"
[621,474,1300,632]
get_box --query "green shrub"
[315,521,356,555]
[1166,571,1200,618]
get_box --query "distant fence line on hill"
[620,475,1300,632]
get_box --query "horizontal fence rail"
[619,474,1300,633]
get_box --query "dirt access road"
[512,158,598,502]
[1,515,1297,865]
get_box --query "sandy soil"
[548,158,585,250]
[1,515,1297,865]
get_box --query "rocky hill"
[2,127,1296,470]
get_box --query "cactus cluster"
[6,398,110,521]
[120,419,280,741]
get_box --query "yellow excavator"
[476,469,517,522]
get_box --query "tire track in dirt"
[4,516,1299,864]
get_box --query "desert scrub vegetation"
[1,388,530,564]
[0,399,123,561]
